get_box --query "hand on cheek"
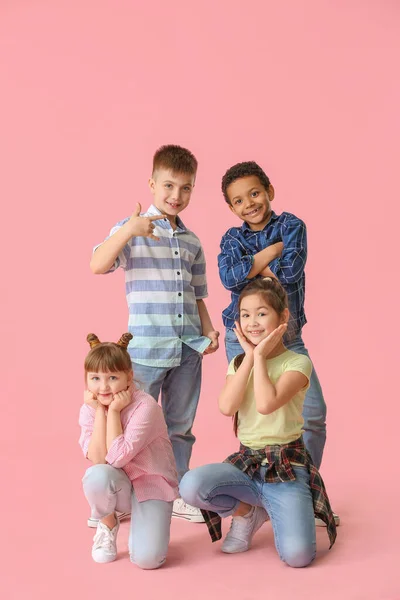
[254,323,287,358]
[110,388,132,412]
[84,390,98,409]
[234,321,256,356]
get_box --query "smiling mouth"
[244,206,262,217]
[166,201,181,208]
[248,330,264,335]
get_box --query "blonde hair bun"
[87,333,101,348]
[117,333,133,349]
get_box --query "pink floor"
[5,435,399,600]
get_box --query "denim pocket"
[224,327,238,344]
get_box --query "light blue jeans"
[225,328,327,469]
[83,464,173,570]
[132,343,202,481]
[180,462,316,568]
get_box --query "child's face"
[226,176,274,231]
[86,370,132,406]
[239,294,287,345]
[149,169,195,221]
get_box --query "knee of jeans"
[82,464,113,494]
[281,541,316,568]
[130,551,166,570]
[179,471,198,506]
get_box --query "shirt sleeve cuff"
[105,433,125,465]
[92,244,120,273]
[81,439,90,458]
[268,257,280,276]
[244,255,255,280]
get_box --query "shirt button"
[178,314,182,318]
[175,251,178,255]
[177,271,180,275]
[164,218,167,221]
[178,292,182,296]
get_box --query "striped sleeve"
[191,244,208,299]
[92,218,132,273]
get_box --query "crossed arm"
[218,219,307,293]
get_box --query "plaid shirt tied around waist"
[201,436,336,548]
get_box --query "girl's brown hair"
[232,277,289,435]
[84,333,133,373]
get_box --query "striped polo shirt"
[96,204,210,367]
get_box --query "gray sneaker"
[221,506,268,554]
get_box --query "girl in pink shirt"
[79,333,179,568]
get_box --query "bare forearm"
[218,355,254,416]
[197,299,214,335]
[248,243,282,278]
[106,408,123,450]
[259,266,277,278]
[90,223,134,274]
[253,356,278,415]
[87,406,107,464]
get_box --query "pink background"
[1,1,399,599]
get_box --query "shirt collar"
[241,210,279,234]
[147,204,186,232]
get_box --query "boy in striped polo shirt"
[90,145,219,523]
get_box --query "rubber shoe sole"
[172,510,205,523]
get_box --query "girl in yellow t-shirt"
[180,277,336,567]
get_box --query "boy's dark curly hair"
[221,161,271,204]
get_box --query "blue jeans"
[83,464,173,569]
[180,462,316,568]
[132,343,202,481]
[224,328,327,469]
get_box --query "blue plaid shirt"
[218,211,307,338]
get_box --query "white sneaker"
[172,498,205,523]
[222,506,268,554]
[315,512,341,527]
[91,518,120,564]
[88,510,130,528]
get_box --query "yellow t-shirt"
[227,350,312,449]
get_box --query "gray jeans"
[82,464,173,570]
[132,343,202,480]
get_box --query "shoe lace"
[93,525,116,550]
[228,515,252,540]
[180,501,201,514]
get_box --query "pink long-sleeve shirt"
[79,389,179,502]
